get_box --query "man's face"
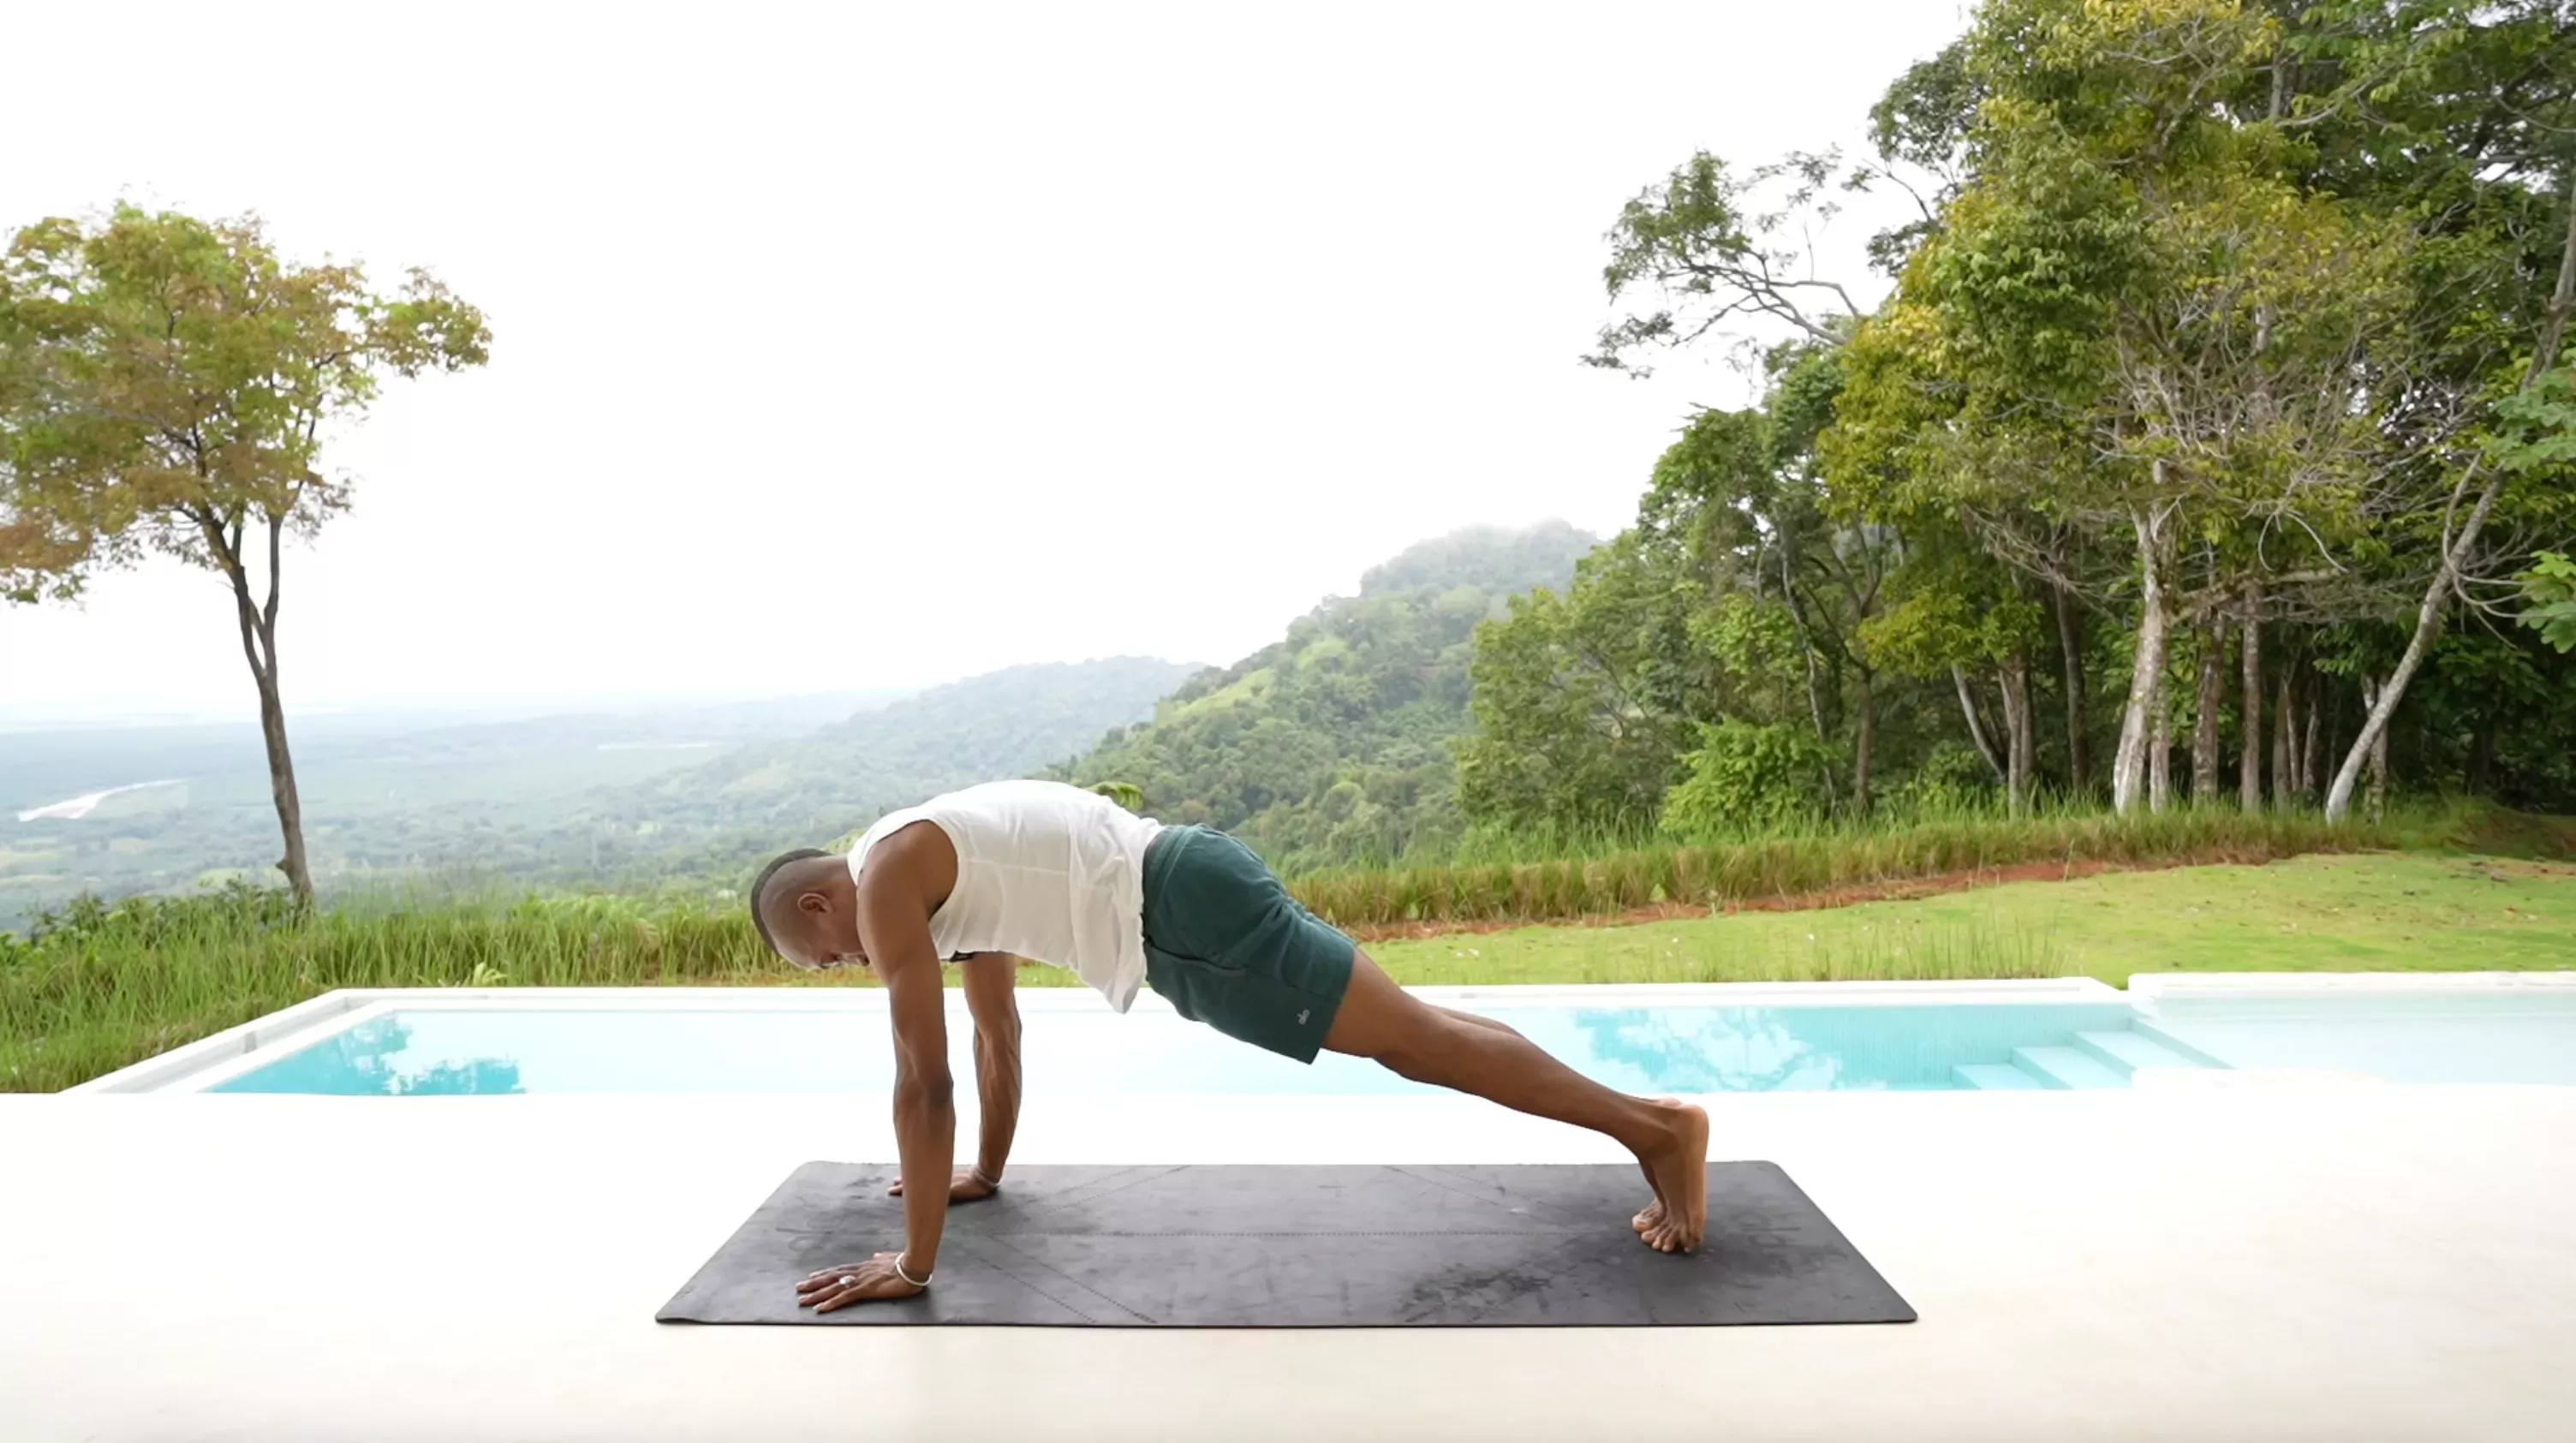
[773,890,870,972]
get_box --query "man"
[749,778,1709,1312]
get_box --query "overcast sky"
[3,0,1967,724]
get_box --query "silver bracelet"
[972,1165,1001,1189]
[892,1254,931,1288]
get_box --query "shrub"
[1660,721,1839,838]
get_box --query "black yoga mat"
[656,1161,1913,1327]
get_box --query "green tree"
[1456,532,1702,834]
[1857,539,2048,812]
[0,206,489,902]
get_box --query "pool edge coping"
[71,972,2576,1095]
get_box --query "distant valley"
[3,523,1592,929]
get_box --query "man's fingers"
[814,1276,880,1314]
[798,1262,874,1291]
[803,1271,874,1311]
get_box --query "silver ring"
[838,1274,856,1287]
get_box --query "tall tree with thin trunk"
[0,206,488,903]
[2327,176,2576,820]
[2191,623,2225,802]
[2239,596,2263,810]
[2053,586,2090,793]
[2274,667,2298,811]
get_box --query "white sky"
[2,0,1966,724]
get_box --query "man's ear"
[796,888,831,919]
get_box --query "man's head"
[749,848,867,970]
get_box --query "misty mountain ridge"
[1064,521,1597,869]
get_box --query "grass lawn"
[1365,852,2576,987]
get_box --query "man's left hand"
[795,1254,925,1312]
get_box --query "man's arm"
[856,834,955,1285]
[959,952,1023,1186]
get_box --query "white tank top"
[845,778,1165,1011]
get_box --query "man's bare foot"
[1631,1098,1708,1253]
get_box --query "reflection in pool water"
[216,1017,524,1095]
[211,1002,2140,1095]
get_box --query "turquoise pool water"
[210,1001,2146,1095]
[206,993,2576,1095]
[2146,993,2576,1084]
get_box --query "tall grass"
[0,885,806,1094]
[0,799,2516,1093]
[1380,913,2070,987]
[1287,802,2404,931]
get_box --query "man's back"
[848,780,1164,1009]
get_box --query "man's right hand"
[889,1166,997,1202]
[795,1255,926,1312]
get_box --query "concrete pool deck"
[4,1082,2573,1440]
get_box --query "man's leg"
[1426,1006,1685,1236]
[1321,950,1710,1252]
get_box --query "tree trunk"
[2325,487,2486,821]
[2239,593,2263,811]
[2274,669,2296,813]
[2150,678,2174,813]
[1852,666,1875,817]
[1781,543,1837,806]
[2053,584,2090,794]
[214,513,313,905]
[1953,665,2007,784]
[2323,679,2343,797]
[2329,168,2576,822]
[2191,624,2223,803]
[2112,502,2174,815]
[2299,677,2321,798]
[2367,689,2391,821]
[253,657,312,902]
[2002,647,2036,816]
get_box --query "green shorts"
[1140,825,1356,1064]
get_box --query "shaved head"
[749,849,858,969]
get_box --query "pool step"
[2010,1045,2129,1089]
[2073,1029,2209,1077]
[1953,1063,2046,1090]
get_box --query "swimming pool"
[204,998,2161,1095]
[74,975,2576,1095]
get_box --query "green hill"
[1061,522,1596,870]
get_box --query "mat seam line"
[1391,1164,1607,1231]
[954,1229,1589,1238]
[963,1233,1160,1325]
[992,1164,1189,1225]
[943,1238,1120,1327]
